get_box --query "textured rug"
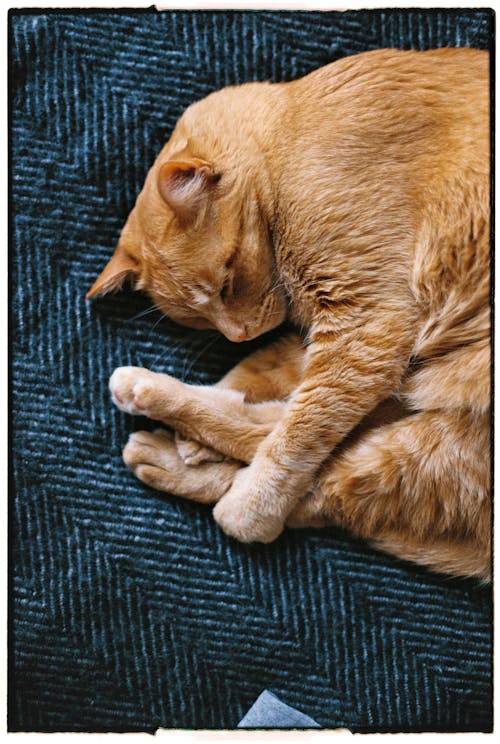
[10,8,493,732]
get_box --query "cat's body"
[88,48,491,581]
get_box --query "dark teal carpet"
[10,8,493,732]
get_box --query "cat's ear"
[157,158,220,223]
[86,243,139,299]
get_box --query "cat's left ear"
[86,243,139,299]
[157,158,220,223]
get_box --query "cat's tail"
[370,532,491,584]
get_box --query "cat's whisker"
[264,306,287,319]
[150,331,197,370]
[182,332,220,382]
[266,279,293,311]
[128,304,163,322]
[148,312,167,338]
[269,277,286,293]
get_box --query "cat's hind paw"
[123,428,180,492]
[123,428,240,504]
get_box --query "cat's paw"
[110,366,157,416]
[110,366,183,420]
[213,469,284,543]
[123,428,240,503]
[123,428,181,492]
[175,431,224,466]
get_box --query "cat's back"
[288,47,488,166]
[294,47,488,112]
[278,47,489,258]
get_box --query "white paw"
[109,366,183,421]
[109,366,154,416]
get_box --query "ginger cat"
[88,48,491,581]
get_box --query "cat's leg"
[110,332,303,464]
[122,428,241,503]
[174,331,304,464]
[215,332,305,402]
[123,394,406,498]
[110,367,286,464]
[123,404,490,579]
[213,305,417,542]
[286,408,491,581]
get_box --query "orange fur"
[90,48,491,580]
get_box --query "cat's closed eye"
[220,275,231,301]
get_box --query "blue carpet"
[10,8,493,732]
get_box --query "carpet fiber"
[10,8,493,732]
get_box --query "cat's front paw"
[109,366,183,420]
[175,431,224,466]
[213,469,284,543]
[110,366,156,416]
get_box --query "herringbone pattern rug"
[10,8,493,732]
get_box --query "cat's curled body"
[88,48,491,581]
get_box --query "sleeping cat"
[87,48,490,581]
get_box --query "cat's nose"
[236,324,251,342]
[226,323,251,343]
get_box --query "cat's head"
[87,92,287,342]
